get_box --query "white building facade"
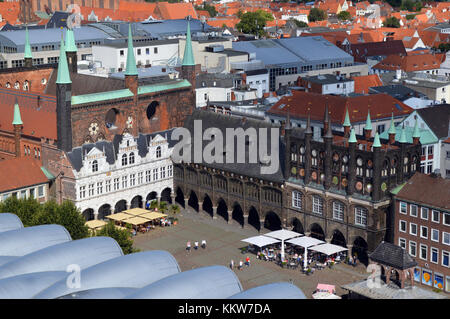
[67,131,175,220]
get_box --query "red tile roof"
[267,90,413,125]
[374,53,442,72]
[352,74,383,94]
[0,157,49,193]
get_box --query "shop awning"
[85,220,108,230]
[105,212,132,222]
[123,208,148,216]
[140,212,168,220]
[125,217,150,226]
[241,235,280,248]
[309,243,348,256]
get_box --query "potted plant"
[281,260,288,268]
[306,268,312,275]
[330,261,335,268]
[240,247,247,254]
[173,217,178,225]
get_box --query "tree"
[401,0,422,12]
[290,19,308,28]
[0,197,41,227]
[96,221,138,255]
[236,10,274,37]
[337,11,351,21]
[383,16,401,28]
[195,2,217,17]
[308,8,327,22]
[436,43,450,53]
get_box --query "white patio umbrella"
[286,236,325,270]
[309,243,348,256]
[264,229,302,261]
[241,235,281,248]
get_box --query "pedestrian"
[194,241,199,250]
[245,256,250,267]
[186,241,191,252]
[201,239,206,249]
[239,260,243,270]
[230,259,234,269]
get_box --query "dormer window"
[156,146,162,158]
[122,154,128,166]
[92,160,98,172]
[129,152,135,164]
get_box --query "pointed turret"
[65,28,78,73]
[56,32,71,84]
[373,132,381,148]
[305,113,313,135]
[343,104,351,137]
[24,26,32,67]
[412,117,420,145]
[182,20,195,67]
[125,24,138,76]
[323,103,330,137]
[388,113,396,144]
[364,109,372,139]
[12,98,23,126]
[12,98,23,158]
[399,124,407,144]
[349,128,357,143]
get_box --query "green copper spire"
[56,31,71,84]
[388,113,396,134]
[412,117,420,138]
[65,28,78,53]
[182,20,195,66]
[125,24,138,76]
[12,98,23,126]
[24,26,32,59]
[365,109,372,131]
[343,105,351,127]
[373,132,381,148]
[399,125,407,143]
[349,128,357,143]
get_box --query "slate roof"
[369,241,417,270]
[182,109,285,183]
[345,40,407,62]
[196,73,235,89]
[369,84,426,101]
[45,73,124,96]
[416,104,450,140]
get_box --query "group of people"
[186,240,207,252]
[230,256,251,271]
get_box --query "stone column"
[184,198,189,210]
[227,210,233,224]
[94,212,99,220]
[260,219,265,233]
[325,237,332,244]
[157,196,161,205]
[198,201,203,213]
[243,214,249,228]
[171,192,175,205]
[212,206,217,219]
[305,232,311,237]
[126,203,131,210]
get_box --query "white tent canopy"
[286,236,325,248]
[264,230,303,241]
[241,236,280,248]
[309,243,348,256]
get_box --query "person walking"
[230,259,234,270]
[245,256,250,267]
[194,241,199,250]
[201,240,206,249]
[186,241,191,252]
[239,260,243,270]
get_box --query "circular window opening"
[105,108,119,129]
[146,101,159,120]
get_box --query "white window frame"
[410,204,418,217]
[410,223,417,236]
[312,196,323,215]
[420,244,428,261]
[420,225,428,239]
[421,207,429,220]
[442,250,449,268]
[409,241,417,257]
[444,213,450,226]
[399,201,407,214]
[399,220,407,233]
[432,210,440,223]
[443,232,450,246]
[431,247,439,264]
[431,229,439,242]
[355,207,368,227]
[38,185,44,198]
[399,238,406,249]
[332,201,344,221]
[292,191,303,210]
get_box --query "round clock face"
[300,168,305,177]
[333,153,339,162]
[357,157,363,166]
[311,171,317,180]
[126,116,133,129]
[89,122,99,136]
[332,176,339,185]
[381,182,387,192]
[300,146,305,154]
[367,159,373,168]
[366,184,372,192]
[342,155,348,163]
[312,149,317,157]
[404,157,409,164]
[356,181,363,191]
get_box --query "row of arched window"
[23,145,40,159]
[2,81,29,91]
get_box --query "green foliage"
[308,8,327,22]
[236,10,274,37]
[401,0,422,12]
[290,19,308,28]
[383,16,401,28]
[406,14,417,20]
[195,2,217,17]
[0,198,88,239]
[436,43,450,53]
[337,10,351,21]
[96,221,138,255]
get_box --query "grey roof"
[369,241,417,270]
[136,19,213,38]
[196,73,235,88]
[228,282,306,299]
[369,84,426,101]
[303,74,353,85]
[0,213,23,233]
[417,104,450,139]
[233,40,301,66]
[34,250,180,299]
[100,38,179,49]
[0,224,71,257]
[0,237,123,280]
[182,109,285,182]
[0,271,68,299]
[125,265,243,299]
[59,287,138,299]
